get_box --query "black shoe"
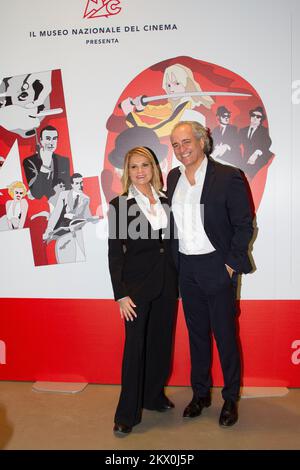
[219,400,238,427]
[145,397,175,412]
[155,398,175,412]
[183,395,211,418]
[113,423,132,435]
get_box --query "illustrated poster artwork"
[0,69,101,266]
[103,56,274,211]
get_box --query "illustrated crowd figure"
[0,71,98,265]
[211,105,272,179]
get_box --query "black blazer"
[211,124,242,168]
[108,194,177,303]
[239,125,273,178]
[167,158,254,274]
[239,125,272,162]
[23,152,71,199]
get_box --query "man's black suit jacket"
[167,158,254,274]
[108,195,177,303]
[23,152,71,199]
[211,124,242,167]
[239,125,272,161]
[239,125,273,178]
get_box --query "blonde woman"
[108,147,178,435]
[0,181,28,231]
[121,63,214,137]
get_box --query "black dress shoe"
[183,395,211,418]
[219,400,238,427]
[155,398,175,412]
[113,423,132,435]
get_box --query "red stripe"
[1,299,299,386]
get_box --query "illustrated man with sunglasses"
[239,106,273,179]
[211,106,242,168]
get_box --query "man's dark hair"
[71,173,83,184]
[216,106,231,117]
[40,125,58,140]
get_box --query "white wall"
[0,0,298,299]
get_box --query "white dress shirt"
[172,157,215,255]
[248,126,257,139]
[220,124,226,136]
[127,184,168,231]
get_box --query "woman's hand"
[117,296,137,321]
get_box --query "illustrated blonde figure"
[0,181,28,231]
[121,63,214,138]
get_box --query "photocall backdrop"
[0,0,299,386]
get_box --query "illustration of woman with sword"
[120,63,214,138]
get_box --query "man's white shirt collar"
[179,156,208,185]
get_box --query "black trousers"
[115,286,177,427]
[179,250,240,402]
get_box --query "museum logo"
[83,0,122,19]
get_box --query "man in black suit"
[239,106,273,179]
[23,125,71,199]
[168,121,254,426]
[211,106,242,168]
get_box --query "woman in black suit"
[108,146,178,435]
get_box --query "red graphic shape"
[104,56,275,213]
[83,0,121,19]
[0,70,102,267]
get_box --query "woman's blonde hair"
[121,147,163,194]
[162,63,214,110]
[8,181,27,199]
